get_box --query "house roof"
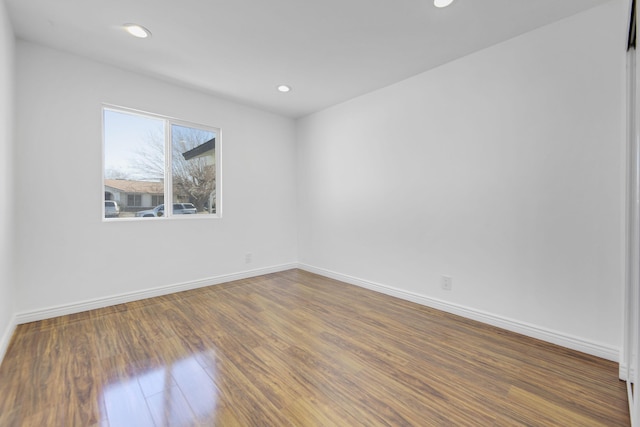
[105,180,164,194]
[182,138,215,161]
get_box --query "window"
[127,194,142,207]
[103,106,220,219]
[151,195,164,206]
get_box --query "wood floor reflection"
[0,269,630,426]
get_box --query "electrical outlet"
[441,275,452,291]
[245,253,252,264]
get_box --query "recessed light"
[277,85,292,93]
[123,23,151,38]
[434,0,454,8]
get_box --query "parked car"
[135,204,164,217]
[180,203,197,214]
[104,201,120,218]
[135,203,197,217]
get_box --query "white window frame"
[102,104,222,221]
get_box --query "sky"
[104,108,217,181]
[103,108,164,178]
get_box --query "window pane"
[103,106,220,220]
[171,124,216,215]
[104,109,165,218]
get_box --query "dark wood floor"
[0,269,630,426]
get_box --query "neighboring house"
[104,179,164,211]
[182,137,214,162]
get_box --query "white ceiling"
[6,0,613,118]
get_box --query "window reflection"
[102,351,219,425]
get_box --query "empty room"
[1,0,639,425]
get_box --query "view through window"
[103,106,219,219]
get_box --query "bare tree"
[131,129,165,182]
[104,168,133,180]
[172,137,215,212]
[132,127,216,212]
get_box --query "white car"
[135,203,197,217]
[104,201,120,218]
[180,203,197,214]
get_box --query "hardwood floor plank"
[0,269,629,426]
[502,385,611,426]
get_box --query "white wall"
[0,0,16,358]
[14,41,298,315]
[297,1,627,357]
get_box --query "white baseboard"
[0,313,17,364]
[620,361,637,382]
[620,363,628,381]
[299,263,620,362]
[15,263,298,324]
[12,262,620,363]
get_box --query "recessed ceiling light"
[277,85,292,93]
[434,0,454,8]
[123,23,151,38]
